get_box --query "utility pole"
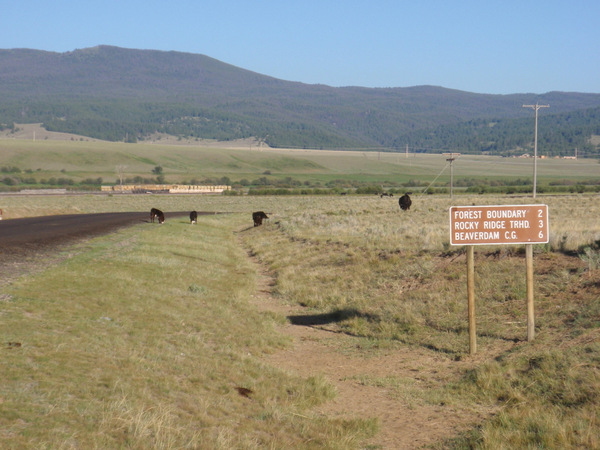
[522,103,549,199]
[116,165,127,192]
[443,153,460,198]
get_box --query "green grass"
[0,213,376,448]
[2,139,599,186]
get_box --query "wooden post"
[467,246,476,354]
[450,205,548,352]
[526,244,535,341]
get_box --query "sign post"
[467,246,476,354]
[450,205,549,354]
[526,244,535,341]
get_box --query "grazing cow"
[399,193,412,211]
[150,207,165,224]
[252,211,269,227]
[190,210,198,224]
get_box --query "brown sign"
[450,204,549,245]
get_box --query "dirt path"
[247,256,496,449]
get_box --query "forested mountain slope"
[1,45,599,155]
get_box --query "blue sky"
[3,1,599,94]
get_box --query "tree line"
[1,100,599,156]
[397,107,600,157]
[2,163,600,195]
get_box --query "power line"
[420,161,451,196]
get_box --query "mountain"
[1,45,600,154]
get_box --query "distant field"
[1,192,598,251]
[0,138,598,187]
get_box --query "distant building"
[101,184,231,194]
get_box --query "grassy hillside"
[1,138,599,197]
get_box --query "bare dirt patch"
[0,123,261,149]
[0,123,102,142]
[143,132,261,148]
[246,253,496,449]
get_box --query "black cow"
[252,211,269,227]
[190,210,198,224]
[399,193,412,211]
[150,208,165,224]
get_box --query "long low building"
[101,184,231,193]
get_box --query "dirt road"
[0,212,152,252]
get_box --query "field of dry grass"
[236,194,599,448]
[0,192,598,447]
[1,192,598,251]
[2,136,599,189]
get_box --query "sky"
[2,1,599,94]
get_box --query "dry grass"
[0,213,375,448]
[236,193,600,448]
[0,192,598,447]
[2,137,600,187]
